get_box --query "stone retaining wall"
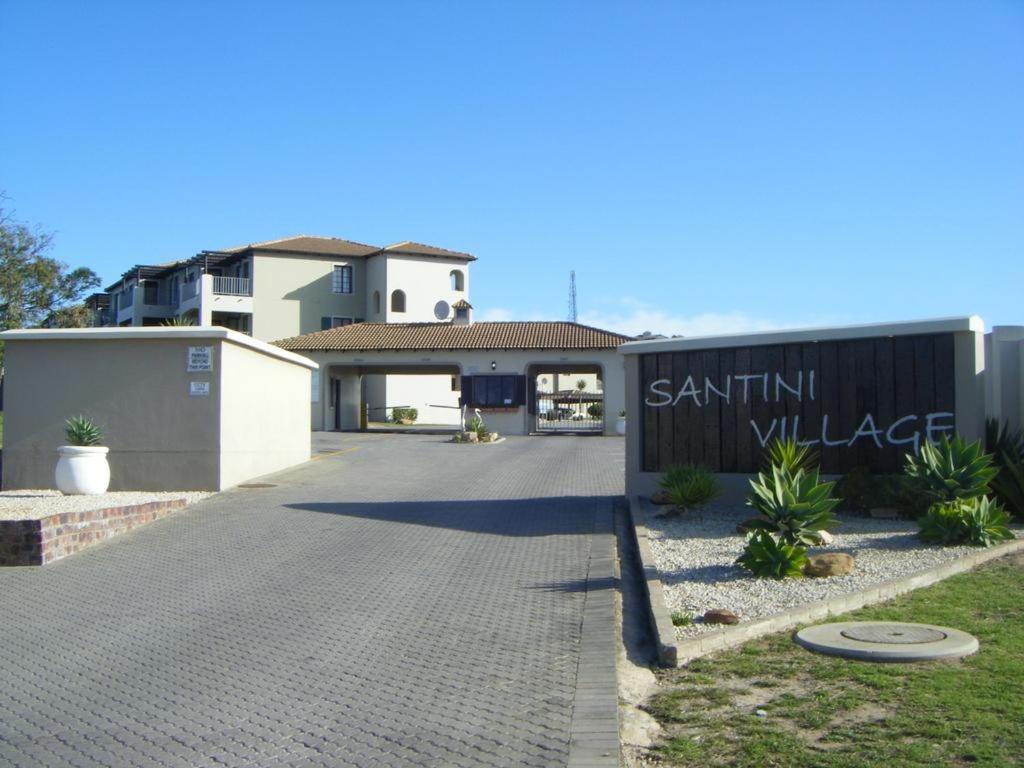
[0,499,187,566]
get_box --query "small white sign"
[190,381,210,397]
[188,346,213,372]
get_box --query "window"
[373,290,381,314]
[450,270,465,291]
[332,265,353,294]
[321,316,353,330]
[461,375,527,408]
[143,281,159,305]
[391,289,406,313]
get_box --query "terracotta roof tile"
[274,321,630,352]
[223,235,380,257]
[372,241,476,261]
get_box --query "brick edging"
[627,498,680,667]
[0,499,189,566]
[628,496,1024,666]
[567,501,621,768]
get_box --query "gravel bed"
[0,490,212,521]
[644,502,1023,639]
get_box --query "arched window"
[450,269,465,291]
[390,289,406,313]
[373,290,381,315]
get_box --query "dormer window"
[391,290,406,313]
[450,270,465,291]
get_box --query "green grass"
[671,611,692,627]
[645,553,1024,767]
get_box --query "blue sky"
[2,1,1021,336]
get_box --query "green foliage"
[618,409,626,417]
[736,531,807,579]
[763,437,819,476]
[919,496,1014,548]
[746,466,840,546]
[986,418,1024,519]
[903,435,997,505]
[466,415,486,437]
[586,402,603,419]
[835,467,923,517]
[391,407,418,423]
[670,612,692,627]
[64,415,104,446]
[0,196,101,362]
[659,464,721,512]
[162,315,195,326]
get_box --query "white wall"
[251,252,367,341]
[380,255,470,323]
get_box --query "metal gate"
[534,387,604,433]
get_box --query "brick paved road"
[0,434,624,767]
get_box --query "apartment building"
[87,235,475,423]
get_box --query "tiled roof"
[274,321,630,352]
[451,299,473,310]
[371,241,476,261]
[223,235,381,257]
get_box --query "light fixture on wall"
[491,361,497,371]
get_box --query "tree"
[0,196,100,340]
[576,378,587,417]
[0,197,101,369]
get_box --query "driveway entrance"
[0,434,624,768]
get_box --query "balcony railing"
[213,276,252,297]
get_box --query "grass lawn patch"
[644,553,1024,767]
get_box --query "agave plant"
[960,496,1015,547]
[64,415,104,446]
[659,464,720,513]
[919,496,1014,547]
[746,466,840,546]
[903,435,997,504]
[736,531,807,579]
[763,437,819,477]
[986,419,1024,519]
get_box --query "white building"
[87,235,475,424]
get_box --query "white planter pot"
[616,416,627,436]
[55,446,111,495]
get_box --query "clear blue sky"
[2,1,1021,336]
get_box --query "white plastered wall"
[251,252,368,342]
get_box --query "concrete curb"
[567,501,621,768]
[626,497,679,667]
[628,497,1024,667]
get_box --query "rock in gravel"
[804,552,855,577]
[816,530,835,546]
[703,608,740,625]
[650,490,672,505]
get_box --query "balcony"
[213,276,252,297]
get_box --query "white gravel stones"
[0,490,212,521]
[644,501,1022,639]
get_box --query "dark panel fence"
[640,333,956,474]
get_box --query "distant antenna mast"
[568,270,578,323]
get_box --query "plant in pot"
[55,416,110,495]
[616,409,626,436]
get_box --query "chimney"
[452,299,473,326]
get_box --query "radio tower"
[568,270,578,323]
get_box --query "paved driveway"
[0,434,624,767]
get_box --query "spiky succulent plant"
[64,415,104,446]
[746,466,840,546]
[904,435,997,504]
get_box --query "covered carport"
[274,317,630,436]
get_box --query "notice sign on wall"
[189,381,210,397]
[640,333,956,474]
[187,346,213,372]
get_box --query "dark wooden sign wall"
[640,333,956,474]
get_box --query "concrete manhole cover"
[840,625,946,644]
[795,621,978,662]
